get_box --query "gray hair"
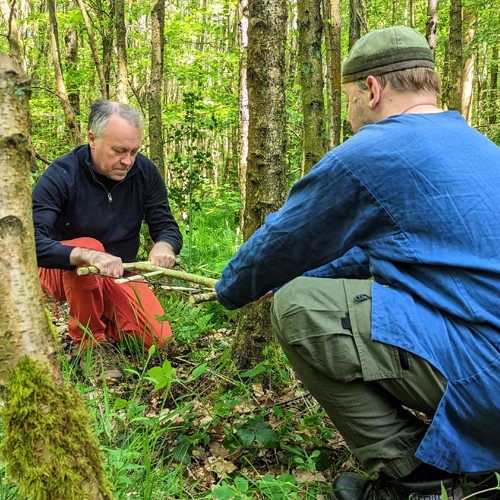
[88,99,144,139]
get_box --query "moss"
[44,306,60,345]
[0,356,114,500]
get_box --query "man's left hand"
[149,241,176,269]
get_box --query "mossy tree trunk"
[0,53,113,500]
[298,0,327,175]
[229,0,288,386]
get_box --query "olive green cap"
[342,26,434,83]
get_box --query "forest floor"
[49,296,357,499]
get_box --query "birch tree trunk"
[229,0,288,383]
[298,0,326,175]
[237,0,249,229]
[47,0,83,145]
[0,0,20,62]
[425,0,439,55]
[0,53,113,500]
[115,0,128,103]
[323,0,341,148]
[148,0,165,178]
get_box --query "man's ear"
[87,130,96,148]
[366,75,382,109]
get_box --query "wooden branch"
[77,261,218,289]
[188,292,217,304]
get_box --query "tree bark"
[115,0,128,103]
[425,0,439,55]
[65,0,80,116]
[238,0,249,229]
[96,0,113,99]
[148,0,166,178]
[323,0,341,148]
[47,0,83,145]
[0,52,112,500]
[230,0,288,381]
[461,9,475,123]
[489,44,498,126]
[75,0,107,97]
[0,0,20,62]
[298,0,326,175]
[447,0,463,113]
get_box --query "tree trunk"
[298,0,326,175]
[489,44,498,126]
[0,52,113,500]
[229,0,288,381]
[65,0,80,116]
[343,0,361,141]
[237,0,249,230]
[461,9,475,123]
[0,0,20,62]
[148,0,165,178]
[115,0,128,103]
[47,0,83,145]
[75,0,107,97]
[447,0,463,113]
[323,0,341,148]
[425,0,439,55]
[96,0,113,99]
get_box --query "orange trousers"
[39,237,172,350]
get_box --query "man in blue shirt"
[215,26,500,500]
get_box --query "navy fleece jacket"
[33,144,182,269]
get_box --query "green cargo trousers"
[271,277,447,479]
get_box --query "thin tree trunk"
[0,0,20,62]
[65,0,80,116]
[489,44,498,126]
[238,0,249,230]
[461,9,475,123]
[323,0,341,148]
[447,0,463,113]
[0,53,113,500]
[426,0,439,55]
[229,0,288,382]
[75,0,107,97]
[298,0,326,175]
[148,0,165,178]
[96,0,113,98]
[115,0,128,103]
[47,0,83,145]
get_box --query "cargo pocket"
[344,280,403,381]
[285,307,364,383]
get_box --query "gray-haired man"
[33,99,182,352]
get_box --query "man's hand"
[148,241,176,269]
[255,290,274,305]
[70,247,124,278]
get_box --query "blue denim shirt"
[216,111,500,473]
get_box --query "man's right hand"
[70,247,124,278]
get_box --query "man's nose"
[121,153,133,166]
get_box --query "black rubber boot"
[328,472,464,500]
